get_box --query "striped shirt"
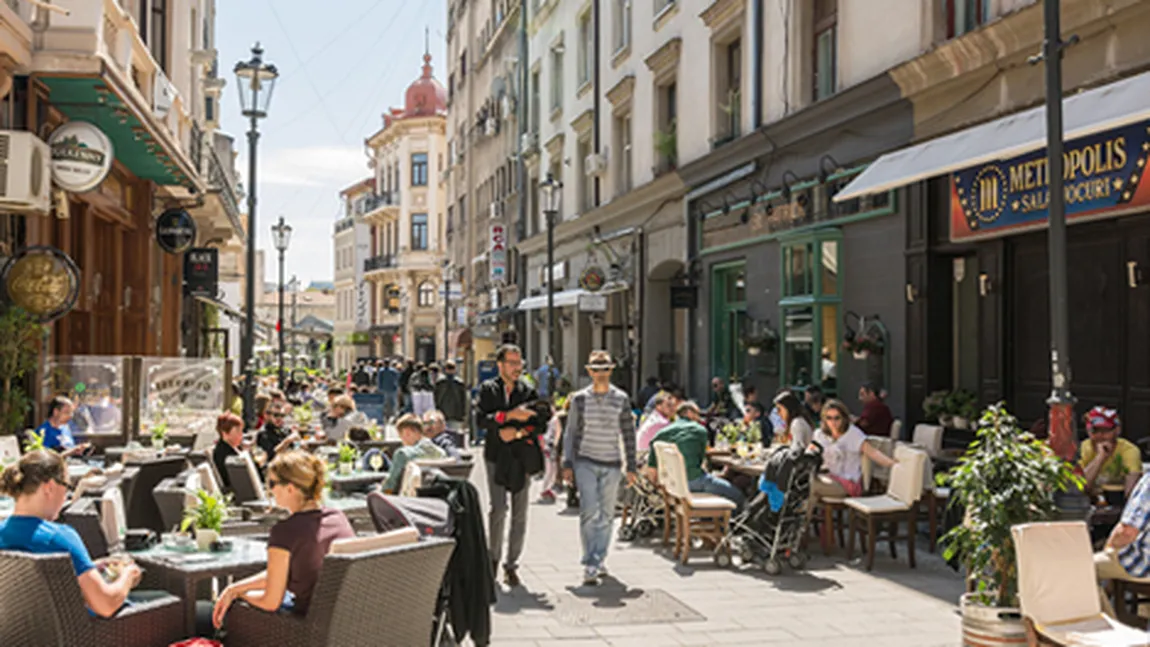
[563,384,636,472]
[1119,473,1150,577]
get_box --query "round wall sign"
[155,208,198,254]
[579,266,606,292]
[1,246,82,322]
[48,121,113,193]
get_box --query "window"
[655,82,677,171]
[150,0,168,72]
[780,234,840,393]
[411,213,429,251]
[812,0,837,102]
[530,69,541,134]
[418,282,435,308]
[711,263,747,382]
[613,0,632,54]
[411,153,428,186]
[550,45,563,112]
[204,96,214,122]
[577,13,593,88]
[943,0,989,38]
[614,114,632,194]
[715,39,741,145]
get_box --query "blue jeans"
[688,473,745,509]
[573,460,623,569]
[382,390,398,420]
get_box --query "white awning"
[834,70,1150,202]
[517,289,587,311]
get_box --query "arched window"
[418,282,436,308]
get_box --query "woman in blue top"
[0,450,141,617]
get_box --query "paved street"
[467,457,965,647]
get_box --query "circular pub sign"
[579,265,606,292]
[48,121,113,193]
[155,208,198,254]
[1,246,82,322]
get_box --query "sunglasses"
[53,477,73,491]
[588,368,611,374]
[823,414,844,422]
[266,477,284,489]
[268,413,286,419]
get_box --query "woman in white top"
[810,399,895,503]
[773,391,814,451]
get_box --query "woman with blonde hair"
[212,450,354,628]
[810,399,895,501]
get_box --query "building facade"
[333,178,374,373]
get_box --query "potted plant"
[22,429,45,453]
[180,489,231,551]
[921,390,949,425]
[946,390,978,429]
[0,308,45,437]
[367,420,381,441]
[337,442,357,475]
[841,331,884,359]
[739,321,778,357]
[654,121,677,171]
[294,403,314,429]
[939,403,1081,643]
[150,421,169,449]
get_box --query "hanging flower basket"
[740,320,778,356]
[852,350,869,360]
[842,332,884,359]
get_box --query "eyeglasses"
[53,477,73,491]
[823,414,844,422]
[266,477,283,489]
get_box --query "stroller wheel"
[787,553,807,570]
[636,519,655,538]
[618,526,636,541]
[713,551,733,568]
[763,559,782,576]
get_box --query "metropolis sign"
[950,119,1150,242]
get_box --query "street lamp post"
[271,217,293,390]
[539,174,562,364]
[290,275,298,367]
[442,261,453,364]
[235,44,278,429]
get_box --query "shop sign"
[670,285,697,309]
[489,224,507,283]
[156,208,198,254]
[48,121,113,193]
[950,119,1150,242]
[578,293,607,312]
[1,245,81,322]
[183,248,218,298]
[579,265,606,292]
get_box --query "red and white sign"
[489,224,507,283]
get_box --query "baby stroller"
[617,452,664,541]
[714,443,823,575]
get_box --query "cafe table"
[328,469,388,494]
[131,536,268,635]
[709,453,767,477]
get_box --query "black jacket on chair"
[475,376,550,492]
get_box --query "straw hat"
[586,350,616,370]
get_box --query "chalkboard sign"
[352,392,385,424]
[184,248,218,298]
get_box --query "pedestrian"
[377,360,400,421]
[411,363,435,417]
[533,355,559,399]
[562,350,637,586]
[434,360,469,444]
[475,344,550,587]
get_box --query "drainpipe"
[752,0,763,129]
[634,228,646,397]
[516,0,529,343]
[592,0,601,205]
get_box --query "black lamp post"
[539,173,562,363]
[271,216,293,389]
[442,261,453,364]
[235,43,278,429]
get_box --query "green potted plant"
[939,403,1081,642]
[294,403,314,428]
[946,390,978,429]
[654,120,677,171]
[180,489,232,551]
[921,390,949,424]
[0,308,45,437]
[337,442,358,475]
[150,421,169,449]
[22,428,46,453]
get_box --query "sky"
[216,0,447,287]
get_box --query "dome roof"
[403,52,447,118]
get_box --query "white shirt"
[788,417,813,451]
[813,424,866,483]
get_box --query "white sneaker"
[582,566,600,586]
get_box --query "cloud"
[244,145,368,187]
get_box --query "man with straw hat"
[562,350,637,586]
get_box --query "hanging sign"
[579,265,606,292]
[48,121,113,193]
[183,248,218,298]
[156,208,198,254]
[1,245,81,322]
[578,293,607,312]
[489,224,507,283]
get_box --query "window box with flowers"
[841,331,883,360]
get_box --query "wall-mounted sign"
[48,121,113,193]
[183,247,218,298]
[950,119,1150,242]
[156,208,198,254]
[670,285,697,309]
[489,224,507,283]
[538,261,567,285]
[578,293,607,312]
[1,245,81,322]
[579,265,606,292]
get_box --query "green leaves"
[337,441,358,465]
[22,429,46,453]
[0,308,45,435]
[180,489,232,533]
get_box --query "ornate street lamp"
[271,217,292,389]
[539,173,562,363]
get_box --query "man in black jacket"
[475,343,550,587]
[434,360,469,438]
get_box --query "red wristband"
[496,411,506,424]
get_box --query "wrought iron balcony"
[364,254,395,272]
[362,191,400,214]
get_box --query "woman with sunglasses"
[810,399,895,502]
[0,451,144,617]
[213,450,353,629]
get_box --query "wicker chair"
[0,550,184,647]
[123,456,187,533]
[223,537,456,647]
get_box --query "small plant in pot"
[922,390,949,425]
[337,442,357,475]
[1100,458,1131,506]
[944,389,978,429]
[939,403,1082,643]
[150,421,169,449]
[181,489,232,551]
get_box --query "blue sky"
[216,0,447,286]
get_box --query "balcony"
[189,130,243,241]
[362,191,401,223]
[364,254,396,274]
[334,217,356,234]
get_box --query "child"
[538,405,561,503]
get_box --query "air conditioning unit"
[584,152,608,177]
[153,70,177,119]
[0,131,51,213]
[520,131,538,151]
[489,202,503,219]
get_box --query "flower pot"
[953,417,969,430]
[151,438,165,450]
[195,528,220,552]
[852,350,869,360]
[960,593,1026,646]
[338,462,353,475]
[939,414,955,428]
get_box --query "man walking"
[534,355,559,399]
[562,350,637,586]
[475,344,550,587]
[377,360,400,421]
[434,360,468,445]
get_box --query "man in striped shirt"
[562,350,637,586]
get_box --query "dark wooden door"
[1124,226,1150,445]
[978,240,1005,407]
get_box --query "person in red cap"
[1079,406,1142,494]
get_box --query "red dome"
[403,53,447,118]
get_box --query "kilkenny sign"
[950,120,1150,242]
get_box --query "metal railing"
[362,191,400,213]
[334,217,355,234]
[364,255,395,272]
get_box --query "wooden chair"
[654,442,735,564]
[1013,522,1148,646]
[889,419,903,442]
[846,445,928,571]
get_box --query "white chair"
[911,424,944,458]
[399,462,422,498]
[194,462,222,495]
[654,442,735,565]
[890,419,903,442]
[0,435,19,463]
[862,436,895,493]
[1013,521,1149,646]
[846,446,928,571]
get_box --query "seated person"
[382,414,446,493]
[421,410,461,458]
[810,399,895,506]
[1095,471,1150,584]
[323,395,357,443]
[855,383,893,438]
[636,392,676,452]
[0,451,143,617]
[213,412,245,492]
[256,402,299,467]
[36,396,91,458]
[213,451,354,628]
[74,384,122,435]
[645,401,744,508]
[1079,406,1141,494]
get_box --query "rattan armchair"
[0,550,184,647]
[223,537,456,647]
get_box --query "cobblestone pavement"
[467,458,964,647]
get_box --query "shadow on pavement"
[564,576,645,608]
[494,587,556,614]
